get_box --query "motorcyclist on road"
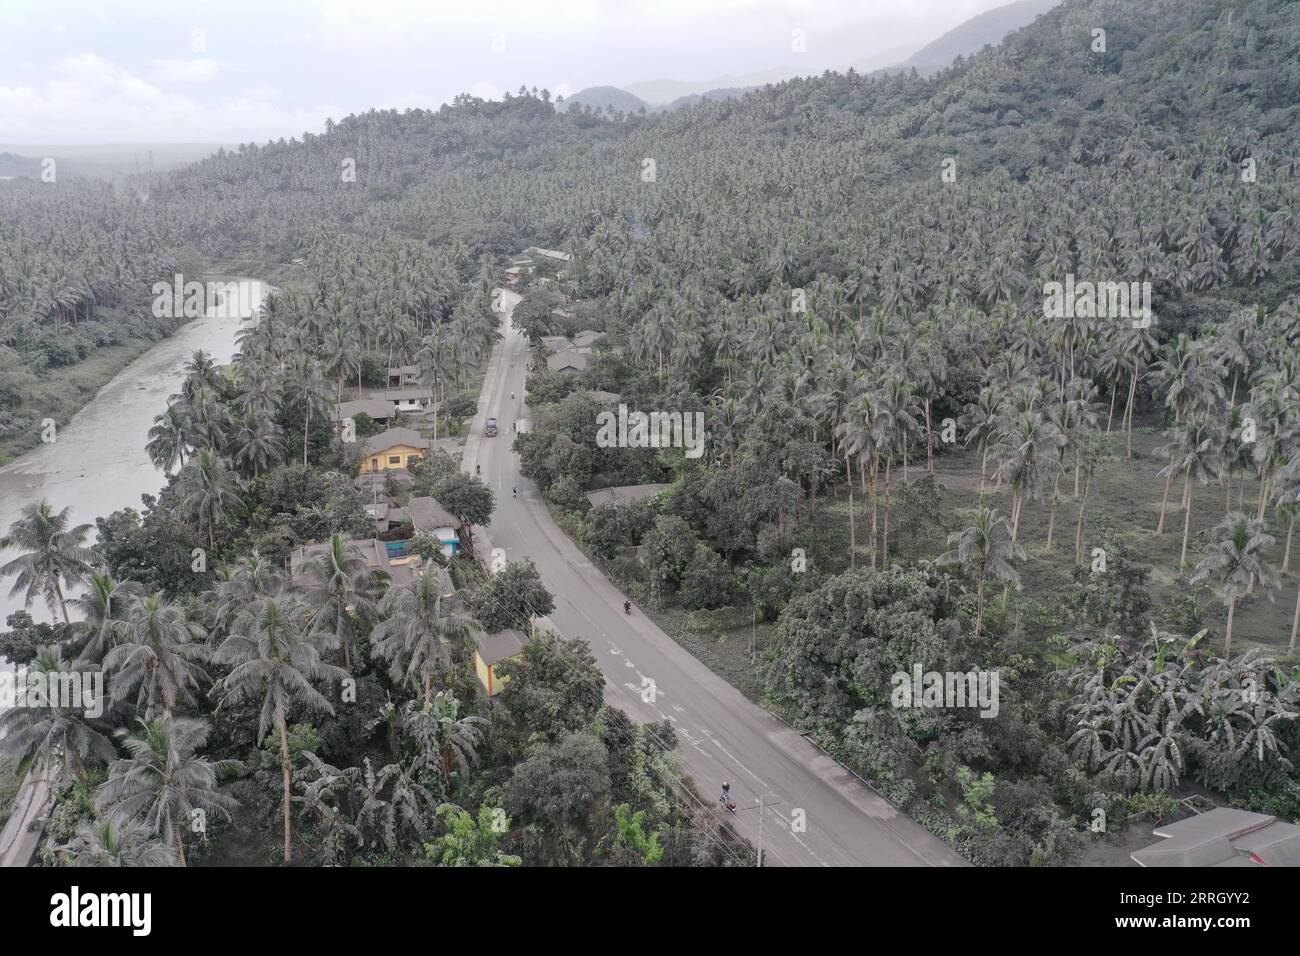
[623,601,631,614]
[512,486,517,498]
[475,464,480,476]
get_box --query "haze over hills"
[558,0,1061,115]
[0,143,234,180]
[881,0,1063,75]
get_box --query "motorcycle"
[721,796,737,814]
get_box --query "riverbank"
[0,276,272,624]
[0,338,164,466]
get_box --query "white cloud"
[155,58,224,83]
[0,53,329,144]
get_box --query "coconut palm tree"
[286,354,329,467]
[1164,416,1224,569]
[146,404,188,474]
[53,814,181,867]
[71,572,142,665]
[0,644,114,782]
[0,499,97,624]
[371,571,463,713]
[95,716,237,866]
[230,410,285,479]
[216,594,347,864]
[102,593,210,717]
[994,409,1064,543]
[176,449,243,552]
[937,507,1024,639]
[1191,513,1278,656]
[304,534,377,672]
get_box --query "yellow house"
[361,427,430,474]
[474,628,527,697]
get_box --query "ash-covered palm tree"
[216,594,347,864]
[182,349,223,392]
[305,533,377,672]
[1191,513,1278,656]
[1161,415,1223,569]
[0,499,97,624]
[937,507,1024,640]
[230,410,285,479]
[204,551,284,635]
[994,409,1064,543]
[54,814,181,867]
[287,354,329,466]
[0,645,113,782]
[95,716,237,866]
[176,448,243,551]
[146,404,188,474]
[71,572,142,665]
[371,571,461,713]
[103,593,209,717]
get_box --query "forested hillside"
[2,0,1299,867]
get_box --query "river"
[0,278,269,625]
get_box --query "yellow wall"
[361,444,425,473]
[474,651,512,697]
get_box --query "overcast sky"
[0,0,1013,145]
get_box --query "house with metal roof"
[546,349,588,373]
[333,399,396,426]
[584,483,671,508]
[361,427,430,473]
[474,628,528,696]
[1131,808,1300,867]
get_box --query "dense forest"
[2,0,1299,866]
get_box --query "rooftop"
[585,483,672,508]
[1131,808,1300,867]
[547,350,588,372]
[476,628,528,666]
[405,495,461,531]
[333,399,396,422]
[363,427,430,455]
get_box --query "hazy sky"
[0,0,1013,145]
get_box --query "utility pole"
[757,794,764,867]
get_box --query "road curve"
[461,289,966,867]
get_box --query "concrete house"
[361,427,430,473]
[405,495,462,557]
[387,365,420,388]
[547,350,588,373]
[289,537,420,587]
[474,628,527,697]
[333,399,396,427]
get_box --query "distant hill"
[556,86,649,115]
[0,152,41,178]
[0,142,233,180]
[883,0,1063,75]
[660,87,755,111]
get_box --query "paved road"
[0,767,52,868]
[461,290,965,867]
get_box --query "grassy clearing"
[0,340,161,465]
[648,415,1297,704]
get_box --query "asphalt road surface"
[460,289,965,867]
